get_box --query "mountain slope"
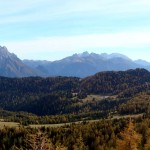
[134,59,150,67]
[24,52,141,77]
[0,46,37,77]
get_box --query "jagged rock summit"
[0,46,37,77]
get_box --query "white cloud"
[2,31,150,60]
[0,0,150,24]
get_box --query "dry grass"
[29,119,102,128]
[112,114,144,119]
[29,114,144,128]
[29,123,70,128]
[82,94,117,103]
[29,121,84,128]
[0,121,19,128]
[0,113,143,129]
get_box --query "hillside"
[81,68,150,95]
[0,68,149,116]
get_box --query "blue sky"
[1,0,150,61]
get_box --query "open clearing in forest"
[0,121,19,128]
[81,94,117,103]
[29,119,100,128]
[111,114,143,119]
[0,114,143,129]
[29,114,143,128]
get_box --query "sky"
[0,0,150,61]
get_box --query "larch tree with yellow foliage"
[117,119,141,150]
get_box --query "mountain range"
[0,46,150,77]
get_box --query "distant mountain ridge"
[23,51,150,77]
[0,45,150,77]
[134,59,150,67]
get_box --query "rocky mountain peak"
[0,46,16,59]
[0,45,37,77]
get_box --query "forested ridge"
[0,68,149,118]
[81,68,150,95]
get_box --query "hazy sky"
[1,0,150,61]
